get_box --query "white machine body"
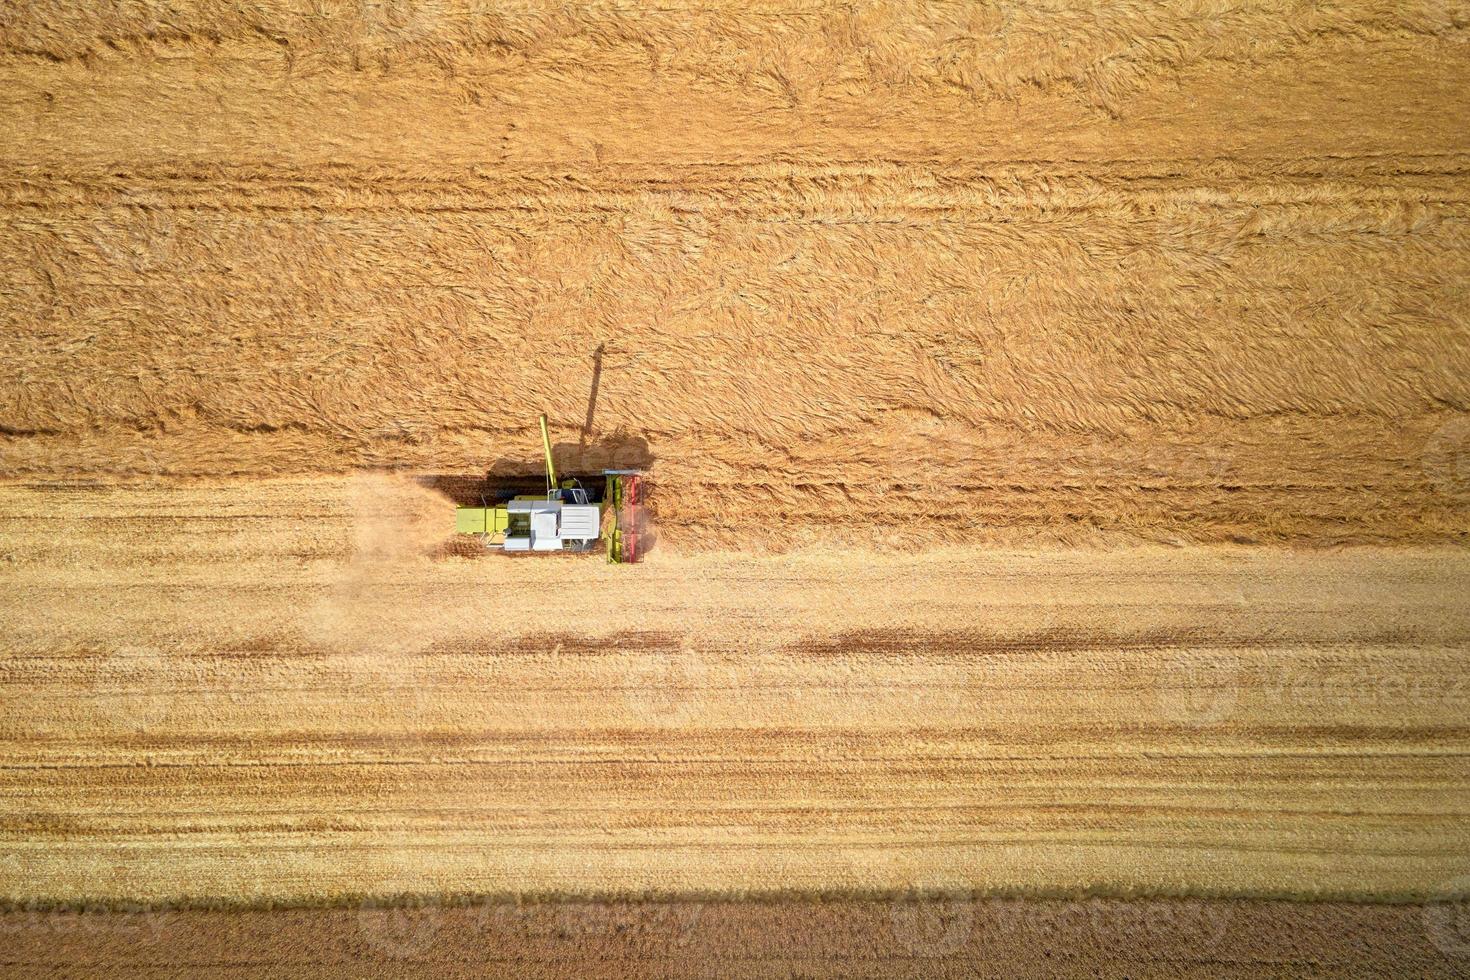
[503,500,601,552]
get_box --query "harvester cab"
[453,415,646,563]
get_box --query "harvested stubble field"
[2,0,1470,975]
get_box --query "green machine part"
[603,471,642,564]
[604,474,623,563]
[455,506,510,538]
[539,413,556,494]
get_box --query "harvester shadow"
[417,432,656,559]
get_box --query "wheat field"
[2,0,1469,975]
[2,478,1468,903]
[3,1,1469,548]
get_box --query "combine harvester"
[454,414,645,563]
